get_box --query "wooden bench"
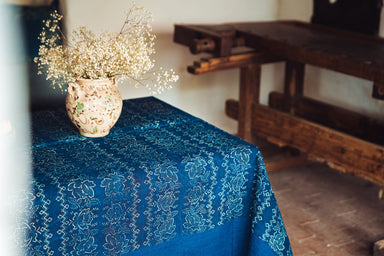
[173,21,384,186]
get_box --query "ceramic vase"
[65,77,123,137]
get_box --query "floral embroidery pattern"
[260,207,291,256]
[183,155,216,234]
[251,151,291,255]
[151,161,180,244]
[100,171,138,254]
[219,146,252,224]
[67,178,98,255]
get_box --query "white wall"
[277,0,384,121]
[55,0,384,133]
[63,0,279,133]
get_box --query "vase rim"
[75,77,115,81]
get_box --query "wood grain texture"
[269,92,384,145]
[176,21,384,185]
[226,100,384,186]
[187,52,282,74]
[236,21,384,83]
[237,65,261,142]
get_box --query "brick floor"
[267,162,384,256]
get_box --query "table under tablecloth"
[25,97,292,255]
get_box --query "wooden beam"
[269,92,384,145]
[226,99,288,147]
[226,99,239,119]
[226,100,384,186]
[252,104,384,186]
[187,51,282,75]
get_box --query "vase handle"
[68,81,83,99]
[112,77,117,86]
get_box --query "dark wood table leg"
[284,61,305,114]
[238,64,261,142]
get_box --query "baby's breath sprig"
[34,4,178,94]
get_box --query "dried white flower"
[34,5,178,94]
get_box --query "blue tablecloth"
[26,97,292,255]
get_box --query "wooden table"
[174,21,384,187]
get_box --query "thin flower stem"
[34,4,178,94]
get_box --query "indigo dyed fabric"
[26,97,292,255]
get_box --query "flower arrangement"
[34,4,179,94]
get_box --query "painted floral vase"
[65,77,123,137]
